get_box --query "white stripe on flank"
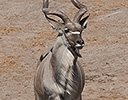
[71,31,80,34]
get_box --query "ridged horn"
[42,0,71,24]
[71,0,88,23]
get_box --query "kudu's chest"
[48,48,83,98]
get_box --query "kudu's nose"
[77,40,84,45]
[76,40,85,49]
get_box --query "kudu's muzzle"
[75,39,85,49]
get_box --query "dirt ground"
[0,0,128,100]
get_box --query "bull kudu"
[34,0,90,100]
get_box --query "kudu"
[34,0,90,100]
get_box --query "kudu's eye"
[64,28,69,33]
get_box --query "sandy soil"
[0,0,128,100]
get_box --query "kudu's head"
[42,0,90,57]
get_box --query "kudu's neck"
[52,34,77,64]
[50,34,78,93]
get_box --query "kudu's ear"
[42,1,71,33]
[47,17,65,34]
[80,14,90,30]
[46,16,62,31]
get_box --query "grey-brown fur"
[34,0,90,100]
